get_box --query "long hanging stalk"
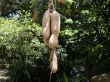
[42,0,61,81]
[48,0,55,12]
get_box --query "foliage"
[0,0,110,82]
[0,16,50,82]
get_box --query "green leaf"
[63,72,69,82]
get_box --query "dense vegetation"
[0,0,110,82]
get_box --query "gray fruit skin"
[48,10,60,49]
[50,49,58,73]
[42,9,50,40]
[42,9,51,46]
[48,34,58,49]
[50,10,60,37]
[42,8,60,73]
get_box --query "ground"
[0,68,9,82]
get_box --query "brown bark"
[59,0,66,4]
[32,0,39,22]
[0,2,1,16]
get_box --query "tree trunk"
[32,0,39,22]
[0,1,1,16]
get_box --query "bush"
[0,16,51,82]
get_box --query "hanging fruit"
[42,9,51,46]
[50,49,58,73]
[42,0,61,74]
[48,34,58,49]
[50,10,60,37]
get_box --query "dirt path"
[0,69,10,82]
